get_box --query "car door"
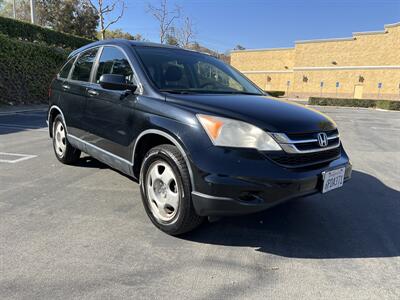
[83,46,139,162]
[61,47,99,139]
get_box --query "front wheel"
[140,144,203,235]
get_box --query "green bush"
[266,90,285,97]
[0,16,93,49]
[0,34,68,104]
[376,100,400,111]
[308,97,400,111]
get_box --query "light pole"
[336,82,339,98]
[377,83,382,99]
[30,0,36,24]
[320,81,324,97]
[12,0,16,19]
[286,80,290,97]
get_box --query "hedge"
[309,97,400,111]
[0,16,93,49]
[0,34,68,104]
[266,90,285,97]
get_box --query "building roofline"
[352,30,387,36]
[230,21,399,52]
[385,21,400,28]
[230,47,294,53]
[295,37,355,44]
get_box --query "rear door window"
[71,48,98,82]
[95,46,135,84]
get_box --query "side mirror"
[99,74,137,92]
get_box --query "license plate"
[322,167,345,193]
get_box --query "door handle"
[62,84,70,90]
[87,89,99,96]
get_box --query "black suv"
[48,39,352,235]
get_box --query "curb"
[306,104,400,112]
[0,105,47,115]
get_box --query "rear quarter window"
[59,57,75,79]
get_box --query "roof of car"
[68,39,183,58]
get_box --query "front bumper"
[189,145,352,216]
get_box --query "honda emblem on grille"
[317,132,328,147]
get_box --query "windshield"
[134,47,263,95]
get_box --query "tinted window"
[71,48,98,82]
[95,47,135,84]
[59,57,75,79]
[135,47,262,95]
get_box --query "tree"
[35,0,98,39]
[0,0,99,39]
[61,0,98,39]
[0,0,31,21]
[234,44,246,50]
[146,0,180,44]
[88,0,126,40]
[176,16,195,48]
[98,29,145,41]
[187,42,230,64]
[35,0,59,27]
[165,28,179,46]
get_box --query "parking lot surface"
[0,106,399,299]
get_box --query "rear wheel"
[140,144,204,235]
[52,115,80,164]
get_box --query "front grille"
[268,147,341,168]
[295,137,340,151]
[286,129,339,141]
[267,128,342,167]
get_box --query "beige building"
[231,22,400,100]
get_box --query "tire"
[140,144,204,235]
[52,115,81,164]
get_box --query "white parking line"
[371,126,400,131]
[0,152,38,163]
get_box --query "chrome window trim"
[66,45,143,94]
[91,45,142,94]
[80,44,143,94]
[58,55,79,80]
[69,47,100,83]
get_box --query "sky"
[110,0,400,52]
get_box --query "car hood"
[166,94,336,133]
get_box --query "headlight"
[197,114,282,151]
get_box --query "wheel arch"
[48,105,67,138]
[132,129,195,188]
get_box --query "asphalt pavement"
[0,105,399,299]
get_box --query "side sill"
[67,134,134,177]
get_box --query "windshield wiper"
[159,89,263,96]
[228,91,263,95]
[201,91,262,95]
[159,89,195,94]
